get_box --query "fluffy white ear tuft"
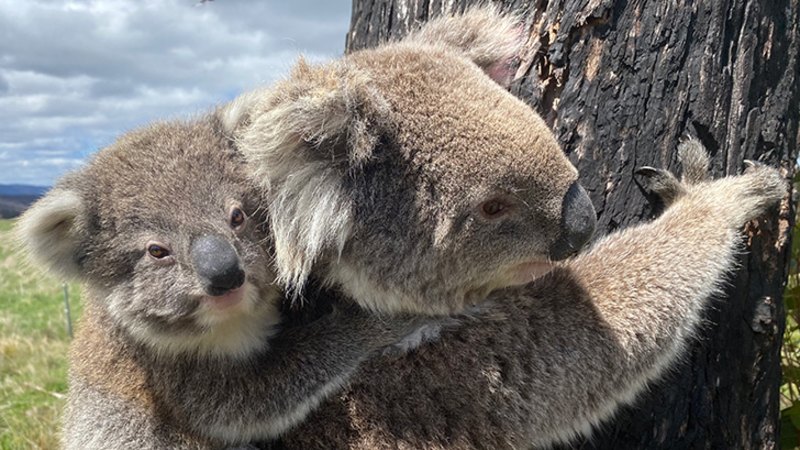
[15,189,86,280]
[268,163,354,298]
[234,60,388,297]
[407,5,525,87]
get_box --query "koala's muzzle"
[549,182,597,260]
[191,235,245,295]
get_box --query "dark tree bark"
[345,0,798,448]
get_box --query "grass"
[0,218,82,449]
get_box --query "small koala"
[16,117,423,449]
[273,140,787,450]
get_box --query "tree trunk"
[346,0,798,448]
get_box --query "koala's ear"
[15,188,87,280]
[232,59,390,297]
[407,5,524,87]
[226,59,390,169]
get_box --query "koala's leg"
[276,156,786,450]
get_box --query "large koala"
[217,7,784,449]
[16,118,424,449]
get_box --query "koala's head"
[16,118,280,357]
[224,7,597,315]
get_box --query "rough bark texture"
[346,0,798,448]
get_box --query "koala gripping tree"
[347,0,799,448]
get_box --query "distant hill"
[0,185,50,218]
[0,184,49,197]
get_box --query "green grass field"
[0,218,82,449]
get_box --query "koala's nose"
[191,235,245,295]
[549,182,597,261]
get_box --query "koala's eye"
[147,243,171,259]
[229,207,246,229]
[478,198,513,220]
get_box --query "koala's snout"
[549,182,597,260]
[191,235,245,296]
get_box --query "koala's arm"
[158,302,424,444]
[277,158,787,449]
[65,300,422,448]
[62,376,225,450]
[63,318,225,450]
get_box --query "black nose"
[549,182,597,260]
[191,235,245,295]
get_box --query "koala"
[271,141,787,449]
[16,117,423,449]
[214,8,783,449]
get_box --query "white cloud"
[0,0,351,185]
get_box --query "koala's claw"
[634,166,664,178]
[677,137,710,184]
[742,159,760,173]
[635,166,684,205]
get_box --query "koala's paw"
[384,322,445,355]
[728,160,787,223]
[677,136,710,184]
[636,136,711,207]
[635,166,684,205]
[382,315,462,356]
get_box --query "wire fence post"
[63,283,73,339]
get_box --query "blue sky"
[0,0,351,186]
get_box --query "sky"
[0,0,351,186]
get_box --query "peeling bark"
[345,0,799,448]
